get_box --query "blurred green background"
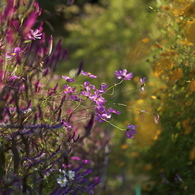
[37,0,195,194]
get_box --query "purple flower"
[80,90,91,97]
[6,47,21,59]
[8,75,19,81]
[81,71,97,78]
[64,85,73,94]
[98,83,107,94]
[95,106,111,122]
[82,159,91,164]
[83,81,90,88]
[125,124,137,139]
[115,69,133,80]
[89,91,105,106]
[62,76,75,82]
[81,81,97,98]
[62,121,72,130]
[140,77,148,91]
[26,29,42,40]
[108,108,120,115]
[71,156,81,161]
[69,95,83,102]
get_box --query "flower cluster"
[57,170,75,187]
[52,159,101,194]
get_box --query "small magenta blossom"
[108,108,120,115]
[70,156,91,164]
[70,95,83,102]
[62,75,75,82]
[6,47,21,59]
[27,29,42,40]
[115,69,133,80]
[71,156,81,161]
[81,81,96,97]
[81,71,97,78]
[8,75,19,81]
[125,124,137,139]
[89,91,105,106]
[95,106,111,122]
[85,82,96,91]
[98,83,107,94]
[64,85,73,94]
[62,121,72,130]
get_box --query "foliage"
[134,0,195,194]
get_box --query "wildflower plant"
[0,0,149,194]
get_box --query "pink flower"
[62,76,75,82]
[125,124,137,139]
[81,71,97,78]
[6,47,21,59]
[115,69,133,80]
[26,29,42,40]
[64,85,73,94]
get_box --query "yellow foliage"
[118,162,125,167]
[184,20,195,43]
[189,146,195,160]
[141,38,150,43]
[182,3,195,17]
[188,80,195,92]
[179,38,193,45]
[144,164,152,171]
[126,40,150,64]
[169,68,183,84]
[170,3,195,21]
[160,49,178,57]
[161,6,171,11]
[153,57,174,77]
[153,43,163,48]
[153,130,161,140]
[185,101,192,106]
[121,144,128,150]
[173,0,193,6]
[189,68,195,78]
[182,117,192,134]
[171,8,184,18]
[134,114,161,147]
[130,152,139,157]
[133,76,140,83]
